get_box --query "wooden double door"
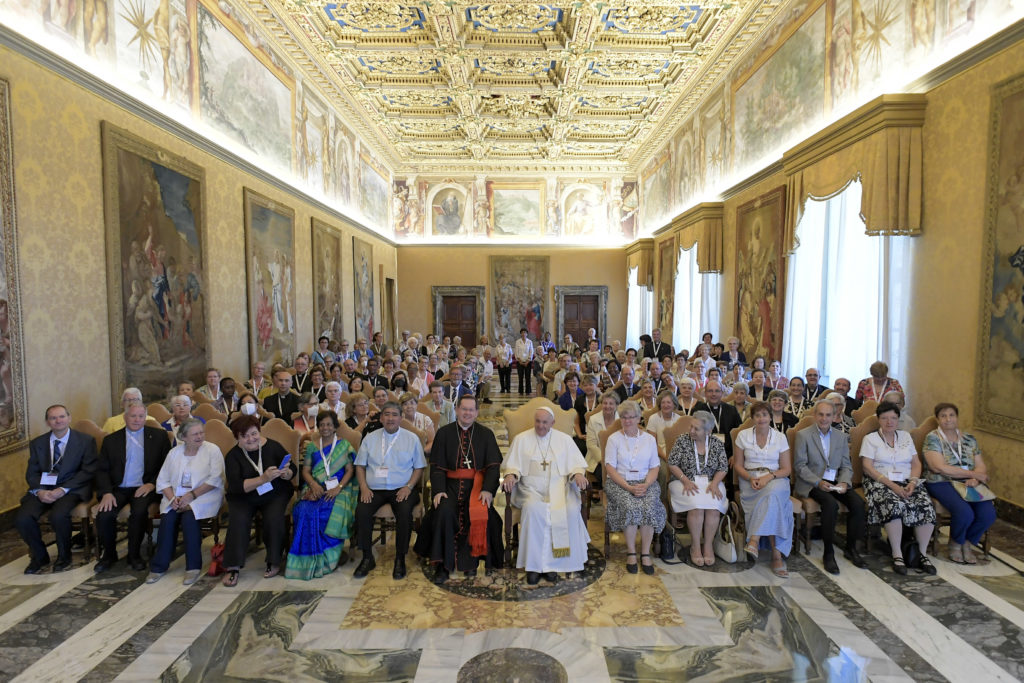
[563,294,598,346]
[440,296,478,348]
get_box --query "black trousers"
[16,492,83,563]
[224,491,291,569]
[95,488,160,560]
[807,486,866,552]
[516,363,532,394]
[497,365,512,392]
[355,488,420,556]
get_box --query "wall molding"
[0,25,396,247]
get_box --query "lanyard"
[278,394,286,416]
[871,380,889,401]
[585,396,597,412]
[300,414,315,431]
[320,435,338,478]
[127,430,143,450]
[242,442,263,476]
[380,430,399,463]
[624,432,642,472]
[708,404,721,432]
[938,429,963,465]
[681,399,695,416]
[50,436,66,470]
[297,370,309,387]
[694,436,710,473]
[787,398,803,414]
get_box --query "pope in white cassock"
[501,407,590,585]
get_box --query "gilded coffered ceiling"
[244,1,788,173]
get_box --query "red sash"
[446,469,488,556]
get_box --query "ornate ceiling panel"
[251,0,790,173]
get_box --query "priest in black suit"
[416,394,503,584]
[642,328,675,361]
[94,402,172,572]
[695,381,743,457]
[17,404,97,573]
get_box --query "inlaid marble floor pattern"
[1,390,1023,682]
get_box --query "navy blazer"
[95,426,172,496]
[26,429,97,497]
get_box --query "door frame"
[432,286,486,342]
[554,285,608,346]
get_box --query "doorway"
[441,296,478,349]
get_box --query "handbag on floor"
[951,481,996,502]
[658,524,685,564]
[207,542,225,577]
[713,506,740,564]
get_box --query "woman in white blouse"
[676,377,700,416]
[735,402,794,578]
[646,391,680,457]
[604,401,666,575]
[586,391,621,496]
[861,401,937,575]
[147,419,224,585]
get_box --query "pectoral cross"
[540,459,550,471]
[462,454,473,469]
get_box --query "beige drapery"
[669,202,723,273]
[782,94,926,254]
[625,238,654,289]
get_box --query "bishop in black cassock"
[415,397,503,583]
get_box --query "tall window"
[781,180,913,387]
[673,245,721,354]
[626,266,653,350]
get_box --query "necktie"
[52,440,61,469]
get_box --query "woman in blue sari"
[285,410,357,579]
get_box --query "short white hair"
[171,394,192,408]
[121,387,143,402]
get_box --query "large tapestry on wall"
[102,122,209,406]
[977,73,1024,440]
[312,219,344,345]
[735,186,787,364]
[657,236,676,335]
[352,236,375,341]
[244,189,295,366]
[0,79,28,453]
[490,256,549,342]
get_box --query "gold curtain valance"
[625,238,654,289]
[782,94,926,254]
[670,202,723,272]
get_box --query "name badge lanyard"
[243,442,264,477]
[694,436,710,475]
[380,431,398,465]
[50,438,66,471]
[872,379,889,402]
[320,435,338,479]
[624,432,642,475]
[710,405,721,434]
[938,429,963,466]
[877,430,902,475]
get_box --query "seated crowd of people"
[14,328,996,588]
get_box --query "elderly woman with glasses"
[667,410,728,567]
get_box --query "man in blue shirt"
[353,402,426,580]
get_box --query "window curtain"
[672,245,702,354]
[700,272,721,346]
[627,266,653,350]
[781,180,912,389]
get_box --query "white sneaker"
[183,569,201,586]
[145,572,164,584]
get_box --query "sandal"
[744,540,759,561]
[222,569,239,587]
[264,565,280,579]
[625,552,638,575]
[892,557,907,575]
[948,543,964,564]
[962,545,978,565]
[640,554,655,576]
[771,558,789,578]
[703,551,716,567]
[689,547,705,567]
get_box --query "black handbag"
[659,524,685,564]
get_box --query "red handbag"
[207,543,225,576]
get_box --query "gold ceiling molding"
[782,94,927,252]
[668,202,724,272]
[242,0,790,174]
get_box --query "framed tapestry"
[311,219,344,345]
[735,186,787,363]
[490,255,549,342]
[657,235,676,335]
[352,236,375,341]
[976,73,1024,439]
[0,78,28,453]
[102,122,209,406]
[243,189,295,366]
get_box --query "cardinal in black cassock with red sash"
[414,396,504,584]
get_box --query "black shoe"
[129,557,148,571]
[52,558,73,573]
[526,571,540,585]
[433,568,449,585]
[823,554,840,575]
[543,572,558,583]
[353,556,376,578]
[392,557,407,580]
[892,557,907,575]
[24,558,49,575]
[625,552,638,574]
[464,569,477,578]
[94,556,116,573]
[70,533,85,550]
[641,554,655,575]
[917,556,937,576]
[844,548,867,568]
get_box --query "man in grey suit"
[17,404,97,573]
[794,400,867,575]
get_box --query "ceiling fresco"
[247,1,787,173]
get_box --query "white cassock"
[503,429,590,573]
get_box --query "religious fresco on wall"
[352,236,375,341]
[312,218,344,345]
[976,73,1024,440]
[115,0,191,105]
[560,183,606,237]
[333,119,354,207]
[430,185,468,236]
[244,189,295,366]
[490,256,549,342]
[102,123,209,405]
[296,89,327,192]
[641,154,672,232]
[735,186,787,363]
[830,0,908,110]
[488,182,544,237]
[620,180,639,239]
[358,154,390,232]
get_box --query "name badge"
[712,433,726,443]
[694,475,709,488]
[375,467,389,480]
[175,485,191,496]
[889,468,908,482]
[40,472,58,486]
[629,469,641,476]
[823,468,838,481]
[324,477,339,490]
[256,482,274,496]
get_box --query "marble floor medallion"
[422,545,605,601]
[457,648,568,682]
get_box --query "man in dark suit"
[614,366,639,401]
[94,402,172,572]
[361,357,390,390]
[17,404,97,573]
[443,366,472,402]
[833,377,862,416]
[695,381,743,458]
[642,328,674,361]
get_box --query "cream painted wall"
[0,47,396,514]
[906,38,1024,508]
[396,246,628,345]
